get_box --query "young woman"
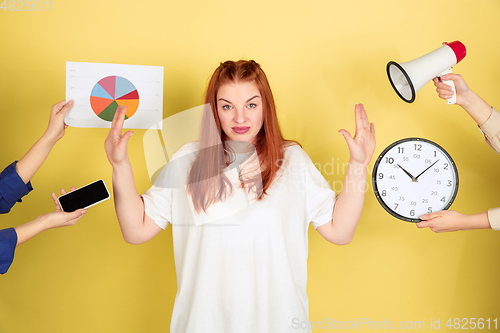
[105,60,375,332]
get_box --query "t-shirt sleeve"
[0,228,18,274]
[142,185,172,230]
[141,145,196,229]
[0,162,33,214]
[296,148,337,229]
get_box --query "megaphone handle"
[439,68,456,105]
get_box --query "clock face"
[372,138,459,223]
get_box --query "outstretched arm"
[104,106,162,245]
[15,187,86,246]
[16,100,74,184]
[317,104,376,245]
[417,210,490,233]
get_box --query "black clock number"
[414,144,422,151]
[398,147,404,154]
[386,157,394,164]
[444,163,449,170]
[378,173,384,179]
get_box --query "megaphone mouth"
[387,61,416,103]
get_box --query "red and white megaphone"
[387,41,466,104]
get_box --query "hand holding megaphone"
[433,73,470,106]
[387,41,466,104]
[433,73,493,127]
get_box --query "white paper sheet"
[65,62,163,129]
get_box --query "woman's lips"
[232,127,250,134]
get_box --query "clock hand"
[397,164,417,182]
[414,159,440,181]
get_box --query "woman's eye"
[248,103,257,108]
[222,105,232,110]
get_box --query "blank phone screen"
[58,180,110,212]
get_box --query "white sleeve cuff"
[487,207,500,230]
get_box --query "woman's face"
[216,81,264,143]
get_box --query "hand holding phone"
[58,179,110,212]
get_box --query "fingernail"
[68,100,74,105]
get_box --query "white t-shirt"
[142,142,337,333]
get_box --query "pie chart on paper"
[90,76,140,122]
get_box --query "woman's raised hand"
[339,103,376,167]
[104,106,135,168]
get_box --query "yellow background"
[1,0,500,332]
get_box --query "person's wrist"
[34,214,54,231]
[347,159,368,177]
[40,129,61,146]
[457,89,476,110]
[466,212,490,230]
[112,159,132,174]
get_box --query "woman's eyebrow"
[246,95,260,103]
[218,95,261,104]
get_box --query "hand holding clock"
[417,211,491,232]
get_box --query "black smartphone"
[58,179,110,212]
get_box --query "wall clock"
[372,138,459,222]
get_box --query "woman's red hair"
[186,60,292,213]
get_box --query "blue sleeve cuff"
[0,161,33,214]
[0,228,17,274]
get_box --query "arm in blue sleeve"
[0,228,18,274]
[0,162,33,214]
